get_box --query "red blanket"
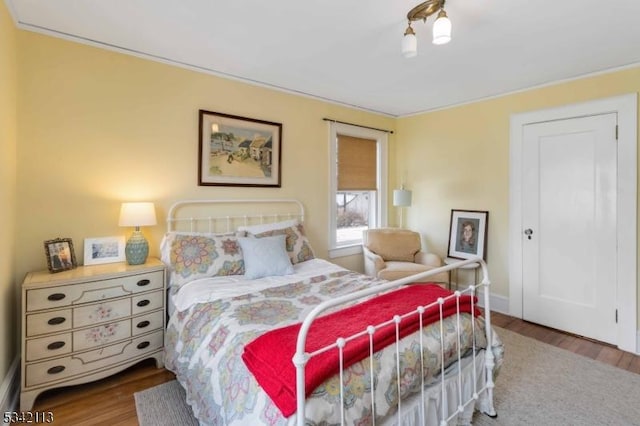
[242,284,479,417]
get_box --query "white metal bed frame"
[166,199,497,426]
[293,259,497,426]
[167,198,305,233]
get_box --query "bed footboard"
[293,258,496,426]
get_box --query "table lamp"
[119,202,157,265]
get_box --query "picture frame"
[83,236,126,265]
[44,238,78,273]
[447,209,489,261]
[198,109,282,187]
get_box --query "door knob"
[524,228,533,240]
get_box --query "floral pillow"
[248,221,315,265]
[160,232,244,289]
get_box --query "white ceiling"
[6,0,640,117]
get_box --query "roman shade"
[337,135,376,190]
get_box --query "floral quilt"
[164,269,501,426]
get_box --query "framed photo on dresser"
[83,236,126,265]
[44,238,77,273]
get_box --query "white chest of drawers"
[20,258,166,410]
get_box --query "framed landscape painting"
[447,209,489,261]
[198,110,282,187]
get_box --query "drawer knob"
[137,341,150,350]
[47,365,65,375]
[47,293,66,301]
[136,279,151,287]
[47,341,66,350]
[136,299,150,307]
[136,320,150,329]
[47,317,66,325]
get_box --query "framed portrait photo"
[44,238,78,273]
[447,210,489,261]
[84,236,126,265]
[198,109,282,187]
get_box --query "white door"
[522,113,617,344]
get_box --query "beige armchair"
[362,228,448,284]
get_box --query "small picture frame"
[44,238,78,273]
[447,210,489,261]
[84,236,126,265]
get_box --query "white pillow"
[237,218,298,235]
[238,235,294,279]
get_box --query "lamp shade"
[402,32,417,58]
[118,202,157,227]
[393,189,412,207]
[432,9,452,45]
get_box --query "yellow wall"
[15,30,395,286]
[397,67,640,300]
[0,1,17,382]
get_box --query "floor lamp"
[393,187,412,228]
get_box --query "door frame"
[509,93,638,353]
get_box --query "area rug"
[471,328,640,426]
[135,327,640,425]
[134,379,198,426]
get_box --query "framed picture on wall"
[44,238,78,273]
[83,236,126,265]
[198,109,282,187]
[447,209,489,261]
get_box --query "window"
[329,122,388,258]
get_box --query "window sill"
[328,244,363,259]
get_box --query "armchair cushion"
[378,262,434,281]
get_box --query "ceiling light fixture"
[402,0,451,58]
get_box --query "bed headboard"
[166,199,305,234]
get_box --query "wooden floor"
[30,312,640,425]
[491,312,640,374]
[31,358,175,426]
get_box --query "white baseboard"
[636,331,640,355]
[489,292,509,314]
[477,291,509,315]
[1,356,19,419]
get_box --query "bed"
[162,199,503,425]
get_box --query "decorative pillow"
[237,235,294,280]
[237,218,298,235]
[248,220,315,265]
[160,232,244,288]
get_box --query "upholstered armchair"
[362,228,448,284]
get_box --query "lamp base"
[125,230,149,265]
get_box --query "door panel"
[522,113,617,344]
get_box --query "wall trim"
[1,356,20,416]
